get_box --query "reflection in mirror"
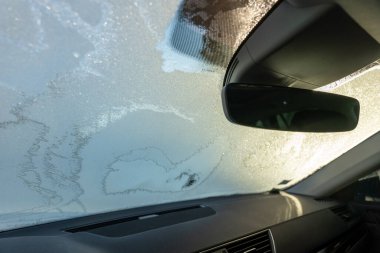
[222,84,360,132]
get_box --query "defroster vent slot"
[66,205,215,237]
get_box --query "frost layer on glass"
[0,0,379,232]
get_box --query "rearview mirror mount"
[222,84,360,132]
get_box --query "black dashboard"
[0,193,367,253]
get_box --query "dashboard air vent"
[66,205,215,237]
[331,205,354,222]
[201,230,275,253]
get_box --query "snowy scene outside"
[0,0,379,231]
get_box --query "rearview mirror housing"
[222,84,360,132]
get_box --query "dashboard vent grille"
[66,205,215,237]
[331,205,354,222]
[201,230,274,253]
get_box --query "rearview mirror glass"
[222,84,360,132]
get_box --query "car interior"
[1,0,380,252]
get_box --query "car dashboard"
[0,193,367,253]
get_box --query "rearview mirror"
[222,84,360,132]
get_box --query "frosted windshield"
[0,0,379,231]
